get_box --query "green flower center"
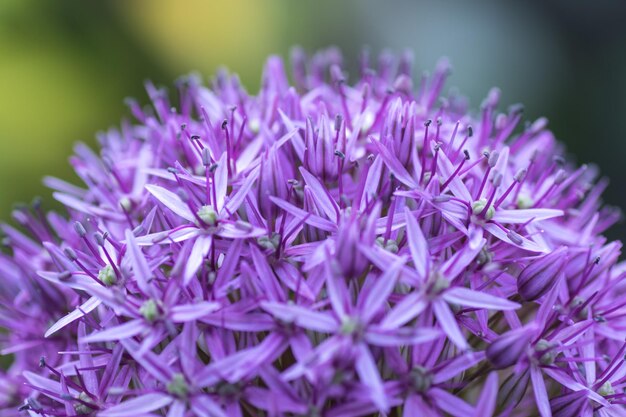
[471,198,495,221]
[140,299,159,322]
[98,265,117,286]
[197,205,218,226]
[167,373,189,398]
[410,366,433,392]
[73,392,96,415]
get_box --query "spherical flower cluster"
[1,48,625,417]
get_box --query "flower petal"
[99,393,173,417]
[433,299,468,350]
[431,387,474,417]
[261,301,337,333]
[359,257,405,323]
[474,372,498,417]
[81,319,146,343]
[404,207,429,280]
[45,296,101,338]
[214,152,228,212]
[365,326,440,347]
[530,365,551,417]
[354,343,388,412]
[269,196,336,232]
[183,235,212,285]
[124,229,156,298]
[146,184,195,222]
[493,208,564,224]
[299,167,340,223]
[443,287,520,311]
[170,301,221,322]
[380,292,427,329]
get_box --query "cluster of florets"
[1,48,625,417]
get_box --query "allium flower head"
[1,47,626,417]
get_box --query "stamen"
[441,149,469,192]
[419,120,432,184]
[495,169,526,208]
[222,119,232,177]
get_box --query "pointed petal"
[493,208,564,224]
[170,301,221,322]
[224,165,260,215]
[436,151,473,201]
[443,287,520,310]
[124,229,156,298]
[190,396,228,417]
[354,343,388,412]
[217,222,266,238]
[380,292,427,329]
[134,227,200,246]
[360,155,384,211]
[45,296,101,338]
[531,365,552,417]
[434,351,486,384]
[261,302,337,333]
[371,139,417,188]
[323,252,350,317]
[441,233,485,280]
[214,152,228,212]
[299,167,339,222]
[120,338,172,383]
[405,207,429,280]
[99,393,173,417]
[431,388,474,417]
[360,258,405,323]
[483,223,548,253]
[167,401,186,417]
[475,372,498,417]
[404,394,440,417]
[269,196,336,232]
[433,299,468,350]
[81,319,146,343]
[183,235,212,285]
[146,184,195,222]
[365,326,440,347]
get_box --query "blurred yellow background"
[2,0,626,239]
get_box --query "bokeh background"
[2,0,626,240]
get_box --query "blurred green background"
[1,0,626,240]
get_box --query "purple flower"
[0,48,625,417]
[517,246,568,301]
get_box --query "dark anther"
[64,247,77,261]
[32,196,43,209]
[74,222,87,237]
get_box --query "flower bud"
[486,327,534,369]
[517,247,567,301]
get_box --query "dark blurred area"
[1,0,626,240]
